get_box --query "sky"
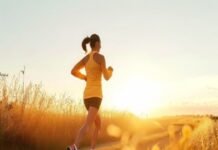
[0,0,218,116]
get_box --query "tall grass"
[0,77,217,150]
[0,77,143,149]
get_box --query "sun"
[108,76,163,117]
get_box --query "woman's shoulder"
[95,53,105,59]
[94,53,105,64]
[82,54,90,64]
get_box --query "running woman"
[67,34,113,150]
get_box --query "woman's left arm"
[71,57,87,81]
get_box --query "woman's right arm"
[71,56,87,81]
[99,55,113,81]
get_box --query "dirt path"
[82,118,218,150]
[137,128,182,149]
[82,126,183,150]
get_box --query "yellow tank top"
[83,51,103,99]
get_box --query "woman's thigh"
[84,106,98,126]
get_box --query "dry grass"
[0,77,218,150]
[0,78,145,149]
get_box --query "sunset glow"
[107,76,163,116]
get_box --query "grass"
[0,77,218,150]
[0,77,147,149]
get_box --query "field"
[0,79,218,150]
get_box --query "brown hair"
[82,34,101,53]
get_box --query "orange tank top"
[83,51,103,99]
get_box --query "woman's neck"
[92,49,99,53]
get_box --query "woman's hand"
[108,66,113,72]
[107,66,113,80]
[100,55,113,80]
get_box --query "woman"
[67,34,113,150]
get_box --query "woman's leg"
[91,114,101,149]
[74,107,98,148]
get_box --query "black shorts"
[84,97,102,110]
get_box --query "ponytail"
[81,34,100,53]
[82,37,90,53]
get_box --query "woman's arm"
[71,57,87,81]
[99,55,113,81]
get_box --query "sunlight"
[109,76,163,116]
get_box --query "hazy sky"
[1,0,218,116]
